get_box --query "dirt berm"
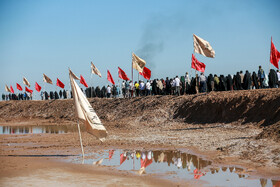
[0,88,279,141]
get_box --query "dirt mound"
[0,88,279,141]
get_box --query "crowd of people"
[2,67,280,101]
[90,66,280,98]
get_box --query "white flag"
[69,69,107,142]
[132,53,146,73]
[91,62,102,77]
[193,34,215,58]
[69,69,80,80]
[5,85,11,93]
[23,77,30,87]
[43,74,53,84]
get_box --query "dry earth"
[0,88,279,186]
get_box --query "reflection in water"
[0,125,79,135]
[82,149,279,187]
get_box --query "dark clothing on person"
[101,86,106,98]
[180,76,185,95]
[219,75,227,91]
[54,91,59,99]
[95,86,101,98]
[50,91,54,99]
[207,74,214,92]
[152,80,157,95]
[235,72,242,90]
[63,90,67,99]
[45,91,49,100]
[226,75,233,91]
[59,90,62,98]
[252,72,259,89]
[165,79,171,95]
[243,71,251,90]
[91,87,96,97]
[268,69,278,88]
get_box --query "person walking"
[199,73,207,93]
[258,66,265,88]
[135,81,140,97]
[106,85,111,98]
[174,76,180,96]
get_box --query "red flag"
[35,82,41,92]
[109,150,114,161]
[270,37,280,69]
[139,67,151,80]
[56,78,65,88]
[80,75,88,88]
[191,54,206,73]
[140,158,153,168]
[107,70,115,85]
[25,87,33,94]
[16,83,23,91]
[10,86,14,94]
[120,153,126,165]
[118,67,130,80]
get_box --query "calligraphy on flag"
[132,53,146,73]
[193,34,215,58]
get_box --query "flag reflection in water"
[89,149,279,186]
[0,125,76,134]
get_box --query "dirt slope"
[0,88,279,141]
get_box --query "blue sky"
[0,0,280,97]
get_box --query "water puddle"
[0,125,80,135]
[72,149,279,187]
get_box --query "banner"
[118,67,130,80]
[16,83,23,91]
[35,82,41,92]
[23,77,30,87]
[132,53,146,73]
[192,54,206,73]
[91,62,102,77]
[25,87,33,94]
[107,70,115,85]
[193,34,215,58]
[139,66,151,80]
[5,85,11,93]
[43,74,53,84]
[69,69,107,142]
[56,78,65,89]
[69,69,80,80]
[10,86,14,94]
[80,75,88,88]
[270,37,280,69]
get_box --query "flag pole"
[132,53,133,96]
[77,119,85,163]
[69,68,85,163]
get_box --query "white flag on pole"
[69,69,107,142]
[91,62,102,77]
[132,53,146,73]
[5,85,11,93]
[23,77,31,87]
[193,34,215,58]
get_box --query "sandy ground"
[0,89,280,186]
